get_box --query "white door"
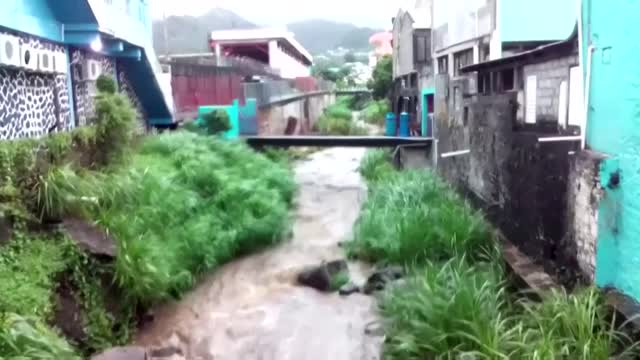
[568,66,584,129]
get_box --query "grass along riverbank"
[0,77,296,357]
[351,150,639,359]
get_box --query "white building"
[209,28,313,79]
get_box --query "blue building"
[0,0,173,140]
[580,0,640,305]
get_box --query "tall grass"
[45,132,295,306]
[356,152,639,359]
[381,259,520,359]
[358,149,395,183]
[347,170,493,265]
[316,96,367,136]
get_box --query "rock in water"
[91,347,148,360]
[363,266,405,294]
[339,282,361,296]
[297,259,349,292]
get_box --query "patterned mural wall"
[0,32,71,140]
[70,49,116,127]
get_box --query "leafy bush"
[361,99,390,125]
[358,149,395,183]
[324,104,353,121]
[347,170,492,265]
[46,132,295,305]
[203,110,231,135]
[93,81,137,165]
[96,75,117,95]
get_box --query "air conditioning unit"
[81,59,102,80]
[38,50,54,73]
[53,52,68,74]
[20,43,38,71]
[0,34,21,67]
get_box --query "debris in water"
[297,259,348,292]
[339,282,361,296]
[363,266,404,294]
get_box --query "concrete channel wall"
[258,93,336,135]
[435,89,598,286]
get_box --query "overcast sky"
[151,0,408,29]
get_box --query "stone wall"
[0,31,71,140]
[439,91,584,284]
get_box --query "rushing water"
[135,147,383,360]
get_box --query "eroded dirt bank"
[135,147,383,360]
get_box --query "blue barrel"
[385,112,397,136]
[399,112,410,137]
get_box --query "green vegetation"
[368,55,392,100]
[330,271,351,292]
[361,99,390,125]
[347,170,492,265]
[0,76,296,357]
[351,154,638,359]
[203,109,231,135]
[0,313,81,360]
[358,149,395,183]
[317,96,368,136]
[45,132,295,306]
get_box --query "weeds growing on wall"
[354,153,639,359]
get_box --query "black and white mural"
[0,32,71,140]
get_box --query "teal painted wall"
[585,0,640,301]
[501,0,576,42]
[0,0,62,41]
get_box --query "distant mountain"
[153,8,256,55]
[286,19,379,54]
[153,10,379,56]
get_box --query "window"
[437,55,448,74]
[414,34,430,63]
[500,69,515,91]
[478,72,490,95]
[463,106,469,127]
[453,49,474,76]
[525,75,538,124]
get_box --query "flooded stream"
[135,147,383,360]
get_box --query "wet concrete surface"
[135,147,383,360]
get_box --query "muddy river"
[135,147,383,360]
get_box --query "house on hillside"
[391,0,434,137]
[209,28,313,79]
[0,0,173,140]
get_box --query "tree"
[344,52,357,63]
[367,55,392,100]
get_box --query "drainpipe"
[582,45,594,150]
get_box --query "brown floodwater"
[135,147,383,360]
